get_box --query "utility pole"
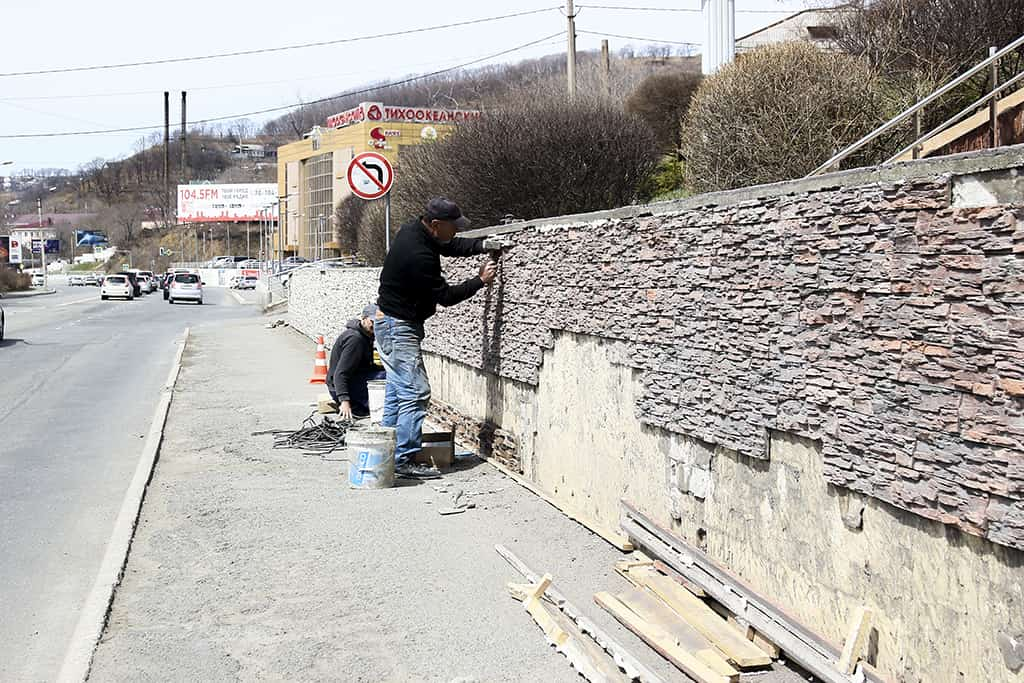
[163,92,170,216]
[180,91,188,184]
[566,0,577,100]
[600,39,611,97]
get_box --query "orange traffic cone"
[308,334,328,384]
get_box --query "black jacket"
[377,218,486,323]
[326,319,376,402]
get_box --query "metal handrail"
[806,32,1024,176]
[885,68,1024,162]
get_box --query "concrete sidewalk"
[85,315,642,681]
[88,315,801,682]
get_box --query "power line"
[0,7,559,78]
[0,33,563,139]
[577,30,699,46]
[0,39,568,103]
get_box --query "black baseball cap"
[425,197,470,229]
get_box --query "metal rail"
[806,32,1024,177]
[885,68,1024,163]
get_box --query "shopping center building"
[274,102,481,259]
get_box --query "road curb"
[56,327,191,683]
[0,288,57,299]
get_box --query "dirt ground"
[88,314,810,682]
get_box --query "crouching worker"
[327,304,386,420]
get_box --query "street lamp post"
[36,197,47,290]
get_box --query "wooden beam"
[595,591,738,683]
[496,544,666,683]
[838,606,874,675]
[625,565,771,668]
[620,501,889,683]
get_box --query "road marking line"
[228,290,246,305]
[57,295,100,307]
[57,327,191,683]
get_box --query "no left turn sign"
[347,152,394,200]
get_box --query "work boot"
[395,462,441,480]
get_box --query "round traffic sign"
[347,152,394,200]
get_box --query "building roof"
[736,4,854,50]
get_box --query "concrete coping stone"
[460,143,1024,239]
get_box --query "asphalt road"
[0,282,259,681]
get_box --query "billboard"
[177,184,279,223]
[8,235,23,264]
[325,102,482,129]
[31,239,60,254]
[75,230,108,247]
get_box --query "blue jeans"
[374,315,429,465]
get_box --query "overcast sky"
[0,0,811,175]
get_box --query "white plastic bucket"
[367,380,387,424]
[347,425,396,489]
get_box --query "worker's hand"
[339,400,353,420]
[479,260,498,285]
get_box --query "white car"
[68,274,85,286]
[168,272,203,304]
[237,276,258,290]
[31,273,44,287]
[135,274,152,293]
[101,274,134,300]
[138,271,158,293]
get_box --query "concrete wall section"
[424,333,1024,682]
[285,266,381,345]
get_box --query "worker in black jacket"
[326,304,385,420]
[376,197,498,479]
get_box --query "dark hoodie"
[326,319,376,402]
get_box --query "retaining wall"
[285,266,381,346]
[288,146,1024,681]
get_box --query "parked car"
[237,275,258,290]
[138,270,158,293]
[101,274,134,300]
[115,271,142,297]
[283,256,309,266]
[236,259,259,269]
[68,274,85,286]
[168,272,203,304]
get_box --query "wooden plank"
[654,559,705,597]
[620,501,891,683]
[595,591,738,683]
[617,587,738,678]
[628,566,771,668]
[495,545,666,683]
[506,582,536,602]
[521,576,627,682]
[724,616,781,659]
[486,460,634,550]
[838,606,874,674]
